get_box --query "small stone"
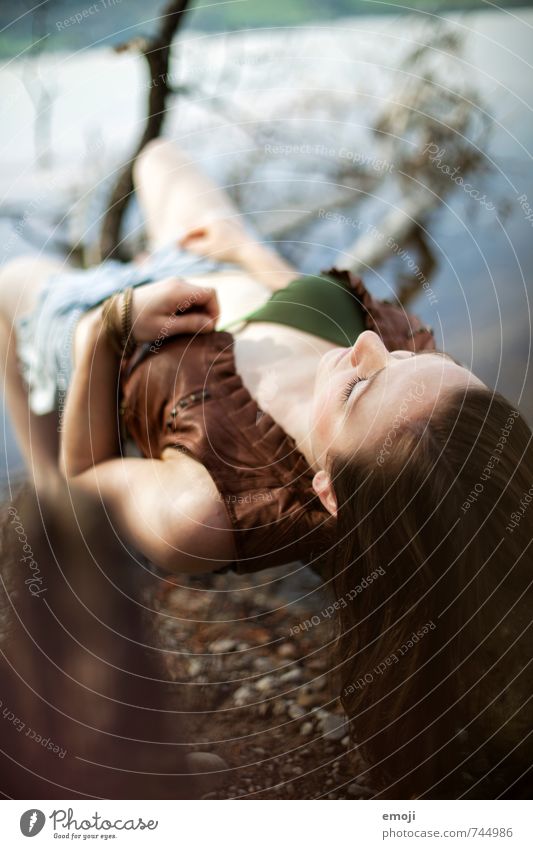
[288,704,306,720]
[254,656,272,671]
[300,722,314,735]
[328,793,338,800]
[285,783,295,795]
[347,782,373,797]
[188,658,203,676]
[186,752,228,793]
[279,667,303,683]
[297,690,322,709]
[273,699,289,716]
[314,708,330,721]
[252,746,266,756]
[255,675,275,693]
[186,752,228,773]
[292,766,304,775]
[233,684,253,705]
[277,643,298,659]
[209,638,237,653]
[320,712,348,741]
[341,735,350,747]
[258,702,271,717]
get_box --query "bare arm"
[69,454,236,573]
[60,277,219,477]
[179,220,299,291]
[236,241,299,290]
[59,278,235,573]
[59,303,120,476]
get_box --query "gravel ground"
[146,563,375,800]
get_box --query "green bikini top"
[221,271,366,346]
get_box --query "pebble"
[341,735,350,747]
[320,713,348,741]
[186,752,228,792]
[233,684,254,705]
[347,782,373,798]
[288,704,306,720]
[188,658,203,676]
[300,722,314,735]
[292,766,304,775]
[277,643,298,659]
[255,675,275,693]
[254,656,272,671]
[209,638,237,653]
[186,752,228,773]
[313,708,330,721]
[297,690,322,708]
[279,667,303,683]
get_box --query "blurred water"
[1,9,532,486]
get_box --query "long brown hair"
[329,387,533,798]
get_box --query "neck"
[274,395,319,471]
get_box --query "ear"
[312,470,338,516]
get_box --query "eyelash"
[342,376,365,403]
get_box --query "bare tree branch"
[99,0,192,261]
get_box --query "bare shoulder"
[160,446,232,531]
[71,450,235,573]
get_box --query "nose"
[350,330,389,370]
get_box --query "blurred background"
[1,0,532,801]
[0,0,531,478]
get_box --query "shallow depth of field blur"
[1,0,532,487]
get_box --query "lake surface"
[1,8,532,484]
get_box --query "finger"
[176,286,219,322]
[173,312,217,335]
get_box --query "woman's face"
[310,330,486,470]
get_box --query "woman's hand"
[130,277,220,343]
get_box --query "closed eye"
[342,376,365,403]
